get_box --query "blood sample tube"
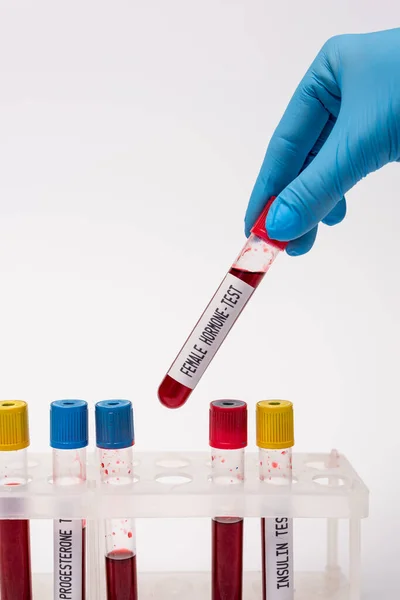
[0,400,32,600]
[158,197,287,409]
[209,399,247,600]
[256,400,294,600]
[95,400,138,600]
[50,399,88,600]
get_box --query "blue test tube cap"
[95,399,134,449]
[50,399,88,450]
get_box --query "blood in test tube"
[0,401,32,600]
[105,550,138,600]
[82,526,86,598]
[0,520,32,600]
[212,518,243,598]
[158,197,287,409]
[209,399,247,600]
[95,400,138,600]
[50,399,89,600]
[256,400,294,600]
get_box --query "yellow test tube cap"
[0,401,30,451]
[256,400,294,450]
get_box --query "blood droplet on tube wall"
[95,400,138,600]
[256,400,295,600]
[158,197,287,408]
[0,401,32,600]
[209,400,247,600]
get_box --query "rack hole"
[108,475,139,485]
[306,461,329,470]
[155,458,189,469]
[12,459,35,470]
[263,475,298,486]
[47,476,87,485]
[156,474,191,486]
[211,475,244,485]
[313,475,347,487]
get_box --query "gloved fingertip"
[266,199,301,241]
[322,216,337,226]
[286,245,304,257]
[322,196,347,226]
[286,243,312,257]
[285,226,318,256]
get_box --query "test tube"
[256,400,294,600]
[50,399,88,600]
[158,197,287,409]
[95,400,138,600]
[0,400,32,600]
[209,399,247,600]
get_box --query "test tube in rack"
[95,400,138,600]
[50,399,88,600]
[256,400,294,600]
[209,399,247,600]
[0,400,32,600]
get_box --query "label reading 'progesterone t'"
[264,517,294,600]
[54,519,83,600]
[167,272,254,389]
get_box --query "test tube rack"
[1,449,368,600]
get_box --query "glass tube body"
[99,445,138,600]
[53,447,87,600]
[158,233,281,409]
[259,447,293,600]
[0,448,32,600]
[211,447,245,600]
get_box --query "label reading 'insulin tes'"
[54,519,83,600]
[264,517,294,600]
[167,272,254,389]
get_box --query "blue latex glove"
[244,28,400,255]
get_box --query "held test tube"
[50,400,88,600]
[0,401,33,600]
[209,400,247,600]
[95,400,138,600]
[158,198,287,408]
[256,400,294,600]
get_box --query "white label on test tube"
[260,446,294,600]
[167,273,254,389]
[54,519,83,600]
[264,518,294,600]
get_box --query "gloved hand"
[244,28,400,255]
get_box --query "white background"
[0,1,398,597]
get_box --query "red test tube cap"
[209,400,248,450]
[251,196,288,251]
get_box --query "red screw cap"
[251,196,288,251]
[209,400,248,450]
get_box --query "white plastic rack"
[0,449,368,599]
